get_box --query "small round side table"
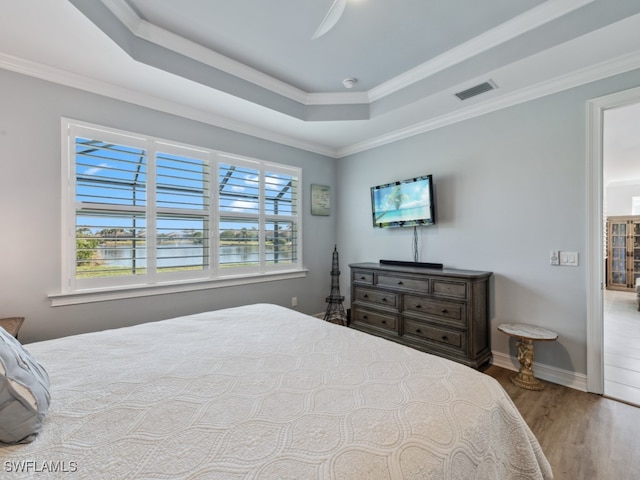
[498,323,558,391]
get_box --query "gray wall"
[0,69,337,343]
[4,61,640,378]
[337,69,640,376]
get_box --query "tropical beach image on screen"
[370,175,435,228]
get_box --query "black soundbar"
[380,259,443,269]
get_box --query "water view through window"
[69,122,300,285]
[96,243,286,269]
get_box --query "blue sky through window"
[75,138,297,236]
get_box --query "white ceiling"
[124,0,544,93]
[1,0,640,159]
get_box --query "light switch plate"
[550,250,560,265]
[560,251,579,266]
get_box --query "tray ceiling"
[1,0,640,156]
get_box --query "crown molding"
[145,18,369,108]
[101,0,367,107]
[338,48,640,158]
[100,0,594,108]
[0,52,338,158]
[369,0,596,101]
[3,44,640,160]
[305,91,370,106]
[102,0,310,104]
[70,0,372,121]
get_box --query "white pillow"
[0,327,51,444]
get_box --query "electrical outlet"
[291,297,298,307]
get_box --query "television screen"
[371,174,435,228]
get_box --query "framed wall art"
[311,184,330,216]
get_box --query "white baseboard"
[491,351,588,392]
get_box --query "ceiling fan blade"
[312,0,348,40]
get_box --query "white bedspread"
[2,304,552,479]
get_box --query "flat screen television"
[371,174,435,228]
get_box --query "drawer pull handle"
[441,309,448,314]
[381,320,387,324]
[360,276,366,280]
[397,281,404,285]
[415,304,422,309]
[382,298,388,302]
[441,335,449,341]
[363,315,368,320]
[415,328,422,334]
[363,294,369,298]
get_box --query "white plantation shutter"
[63,120,302,293]
[218,159,300,271]
[156,149,210,273]
[74,136,148,279]
[264,169,299,266]
[219,162,260,269]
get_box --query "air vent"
[455,81,497,101]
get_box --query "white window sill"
[48,269,308,307]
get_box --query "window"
[62,119,302,294]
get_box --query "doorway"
[587,86,640,405]
[603,102,640,405]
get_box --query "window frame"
[57,119,304,303]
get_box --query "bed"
[1,304,552,479]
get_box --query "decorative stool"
[498,323,558,391]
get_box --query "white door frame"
[586,85,640,393]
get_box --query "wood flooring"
[604,289,640,405]
[484,365,640,480]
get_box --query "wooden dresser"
[349,262,492,369]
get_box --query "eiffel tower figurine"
[323,245,348,326]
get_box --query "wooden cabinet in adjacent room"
[606,215,640,291]
[349,262,492,369]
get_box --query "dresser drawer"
[349,263,492,369]
[404,295,465,324]
[355,287,398,309]
[404,319,462,348]
[432,280,467,299]
[352,270,374,285]
[352,308,397,332]
[376,275,429,292]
